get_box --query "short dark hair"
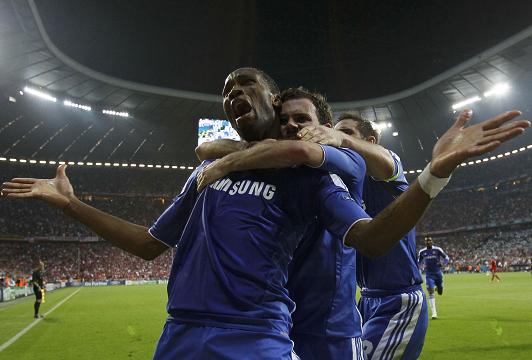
[337,112,380,143]
[281,87,332,125]
[237,67,280,95]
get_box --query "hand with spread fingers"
[197,160,228,192]
[297,125,344,147]
[430,109,530,178]
[1,164,75,209]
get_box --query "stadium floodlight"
[171,165,177,169]
[9,158,16,162]
[130,164,137,167]
[497,154,503,158]
[511,149,518,154]
[490,156,496,160]
[468,161,474,165]
[77,162,84,166]
[155,165,162,168]
[68,161,75,165]
[163,165,170,169]
[519,147,525,151]
[104,163,111,167]
[102,109,129,118]
[121,163,128,167]
[392,131,399,137]
[408,170,415,174]
[460,163,467,167]
[49,161,56,164]
[179,166,186,169]
[23,87,57,102]
[484,83,510,97]
[527,145,532,149]
[39,160,46,164]
[475,160,481,163]
[9,96,16,103]
[482,158,489,162]
[19,90,24,95]
[64,100,91,112]
[416,169,422,173]
[0,157,6,161]
[113,163,120,167]
[147,164,154,168]
[451,96,481,110]
[58,161,65,164]
[187,166,194,170]
[86,162,93,166]
[139,164,145,168]
[95,162,102,166]
[504,152,510,156]
[19,159,27,163]
[387,122,392,128]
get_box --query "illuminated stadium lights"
[102,109,129,118]
[23,87,57,103]
[95,162,102,166]
[77,162,84,166]
[19,91,23,96]
[64,100,91,112]
[130,164,137,167]
[497,154,503,158]
[68,161,75,165]
[139,164,146,168]
[9,96,16,103]
[484,83,510,97]
[451,96,482,110]
[86,162,93,166]
[179,166,186,169]
[113,163,120,167]
[171,166,177,169]
[504,152,511,156]
[519,147,525,151]
[374,122,392,131]
[147,165,153,168]
[122,163,128,167]
[392,132,399,137]
[9,158,16,162]
[163,165,170,169]
[104,163,111,167]
[59,161,65,165]
[39,160,46,164]
[0,157,6,161]
[155,165,162,168]
[490,156,496,160]
[187,166,194,170]
[19,159,27,163]
[528,145,532,149]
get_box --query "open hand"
[430,109,530,178]
[1,164,75,208]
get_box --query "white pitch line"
[0,288,82,353]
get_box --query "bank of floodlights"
[451,83,510,110]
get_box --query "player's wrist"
[418,163,451,199]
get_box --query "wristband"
[418,163,450,199]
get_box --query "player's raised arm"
[344,109,529,257]
[1,165,167,260]
[196,139,326,191]
[195,139,249,161]
[297,124,395,180]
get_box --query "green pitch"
[0,273,530,359]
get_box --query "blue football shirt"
[288,145,368,338]
[357,150,423,290]
[149,162,369,335]
[418,246,449,274]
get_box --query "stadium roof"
[0,0,531,169]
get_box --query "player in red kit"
[490,259,501,282]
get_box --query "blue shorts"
[153,320,298,360]
[358,288,428,360]
[425,272,443,291]
[291,333,365,360]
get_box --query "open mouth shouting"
[231,97,254,126]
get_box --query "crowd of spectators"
[1,150,530,282]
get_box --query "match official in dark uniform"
[32,261,45,319]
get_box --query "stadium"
[0,1,531,359]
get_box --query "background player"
[490,259,501,282]
[418,237,449,319]
[32,260,45,319]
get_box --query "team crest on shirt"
[209,178,276,200]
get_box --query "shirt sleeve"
[315,172,371,241]
[316,145,366,187]
[148,163,206,247]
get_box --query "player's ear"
[324,122,333,128]
[367,135,377,144]
[272,94,282,111]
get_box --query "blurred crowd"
[1,150,531,282]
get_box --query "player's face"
[335,119,365,140]
[426,238,433,247]
[222,68,280,141]
[280,98,320,140]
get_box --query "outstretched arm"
[1,165,167,260]
[344,109,529,257]
[195,139,248,161]
[196,140,325,191]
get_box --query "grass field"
[0,272,530,359]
